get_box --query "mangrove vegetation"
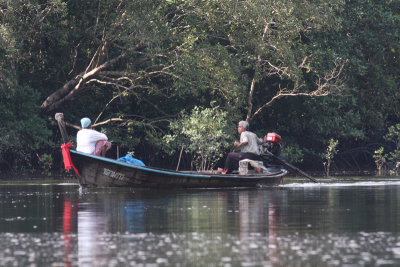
[0,0,399,175]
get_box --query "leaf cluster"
[164,104,234,170]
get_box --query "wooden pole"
[55,113,83,182]
[263,150,319,183]
[55,113,70,144]
[176,146,184,171]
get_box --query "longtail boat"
[67,148,287,188]
[56,113,290,188]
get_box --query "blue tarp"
[117,154,146,166]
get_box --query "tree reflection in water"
[56,181,400,266]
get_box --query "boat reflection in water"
[77,205,108,265]
[237,191,281,266]
[59,180,400,266]
[62,199,73,267]
[62,188,287,266]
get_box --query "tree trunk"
[246,24,269,122]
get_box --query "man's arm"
[234,141,248,147]
[92,130,108,141]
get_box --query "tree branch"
[41,42,146,114]
[250,60,346,121]
[41,51,129,113]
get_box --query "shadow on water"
[1,177,400,266]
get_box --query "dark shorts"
[224,152,260,173]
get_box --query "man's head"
[238,120,249,133]
[81,117,91,129]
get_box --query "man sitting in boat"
[76,117,111,157]
[219,120,263,174]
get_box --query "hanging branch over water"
[40,48,134,114]
[248,60,345,122]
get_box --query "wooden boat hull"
[70,150,287,188]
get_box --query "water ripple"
[1,231,400,266]
[282,180,400,187]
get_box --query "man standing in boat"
[219,120,263,174]
[76,117,111,157]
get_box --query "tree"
[373,147,386,176]
[323,138,339,177]
[164,105,233,171]
[179,0,347,121]
[0,2,52,170]
[0,86,52,170]
[383,124,400,175]
[337,0,400,139]
[3,0,346,125]
[265,0,400,169]
[1,0,399,172]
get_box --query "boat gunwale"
[71,150,212,178]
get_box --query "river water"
[1,177,400,266]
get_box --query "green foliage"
[0,86,51,149]
[0,23,17,92]
[280,143,304,164]
[38,153,53,176]
[373,147,386,176]
[273,0,400,169]
[382,124,400,176]
[323,139,339,177]
[0,0,69,93]
[164,104,233,170]
[172,44,246,111]
[0,86,52,170]
[384,124,400,152]
[372,124,400,176]
[0,0,399,173]
[334,0,400,137]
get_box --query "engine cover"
[265,132,281,143]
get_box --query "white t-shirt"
[76,129,108,154]
[240,131,262,155]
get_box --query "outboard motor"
[261,132,281,156]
